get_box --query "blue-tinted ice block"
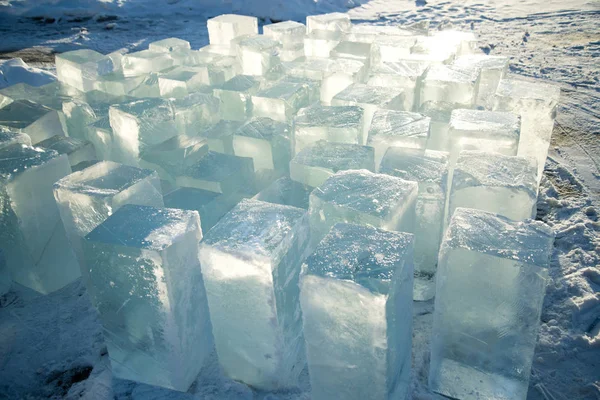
[430,207,554,400]
[55,49,114,92]
[253,176,311,210]
[0,100,68,144]
[198,199,309,390]
[139,135,209,182]
[197,120,244,154]
[83,205,212,392]
[37,135,97,170]
[300,223,414,400]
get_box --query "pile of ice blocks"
[0,11,560,400]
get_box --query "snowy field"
[0,0,598,399]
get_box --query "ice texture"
[420,64,480,108]
[263,21,306,48]
[370,36,418,65]
[379,147,449,301]
[253,176,311,210]
[139,135,208,182]
[86,116,113,161]
[331,83,406,142]
[236,35,281,76]
[450,151,538,222]
[367,109,431,167]
[122,50,174,77]
[214,75,262,121]
[0,144,79,294]
[0,128,31,149]
[251,78,314,122]
[0,81,83,112]
[367,60,430,111]
[303,29,345,58]
[173,92,220,135]
[330,41,372,67]
[430,207,554,400]
[453,55,508,107]
[158,68,209,98]
[83,205,212,392]
[53,161,164,285]
[38,135,97,170]
[292,104,363,154]
[290,140,375,188]
[198,199,310,390]
[148,38,191,53]
[431,29,478,55]
[306,13,351,33]
[309,169,418,247]
[0,249,9,296]
[419,101,455,152]
[300,223,414,400]
[197,120,244,154]
[93,72,147,97]
[207,14,258,45]
[0,100,68,144]
[346,24,415,43]
[55,49,113,92]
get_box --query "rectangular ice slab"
[300,223,414,400]
[139,135,209,182]
[367,109,430,167]
[0,100,68,144]
[453,55,508,107]
[0,144,79,294]
[207,14,258,45]
[367,60,430,111]
[251,78,314,122]
[253,177,311,210]
[292,105,363,154]
[430,207,554,400]
[56,49,113,92]
[450,151,538,222]
[236,35,281,76]
[83,205,212,392]
[379,147,449,301]
[214,75,262,121]
[198,199,309,390]
[306,13,351,33]
[309,169,418,247]
[263,21,306,48]
[420,64,480,108]
[290,141,375,188]
[54,161,164,286]
[38,135,97,170]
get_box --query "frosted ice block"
[0,144,79,294]
[148,38,191,53]
[122,50,174,77]
[263,21,306,48]
[304,30,344,58]
[198,199,309,390]
[176,151,255,194]
[236,35,281,76]
[453,55,508,107]
[0,249,9,296]
[173,92,220,135]
[380,147,449,301]
[290,140,375,188]
[367,109,431,167]
[292,104,363,154]
[139,135,209,182]
[197,120,244,154]
[306,13,351,33]
[55,49,114,92]
[38,135,97,170]
[367,60,430,111]
[309,169,418,247]
[0,100,68,144]
[420,64,480,108]
[207,14,258,45]
[300,223,414,400]
[331,83,406,142]
[449,151,538,222]
[251,78,315,122]
[0,128,31,149]
[83,205,212,392]
[419,101,455,152]
[213,75,262,121]
[253,176,311,210]
[430,207,554,400]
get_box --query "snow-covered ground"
[0,0,598,399]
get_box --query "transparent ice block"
[207,14,258,45]
[330,41,372,67]
[158,67,210,98]
[55,49,114,92]
[419,100,455,152]
[0,100,68,144]
[367,60,430,111]
[236,35,281,76]
[139,135,209,182]
[370,36,418,66]
[420,64,480,108]
[251,78,315,122]
[173,92,220,136]
[303,29,344,58]
[306,13,351,33]
[213,75,262,121]
[197,120,244,154]
[38,135,97,170]
[453,55,508,107]
[121,50,174,77]
[263,21,306,48]
[253,176,311,210]
[86,116,113,161]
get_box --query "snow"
[0,0,598,399]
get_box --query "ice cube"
[290,140,375,188]
[86,116,113,160]
[346,24,415,43]
[366,60,430,111]
[198,198,309,390]
[292,104,363,154]
[330,41,372,67]
[55,49,114,92]
[430,207,554,400]
[253,176,311,210]
[83,205,211,392]
[331,84,406,143]
[0,127,31,149]
[263,21,306,48]
[236,35,281,76]
[449,151,538,222]
[379,147,449,301]
[303,29,345,58]
[309,169,418,247]
[158,68,209,98]
[306,13,351,33]
[207,14,258,45]
[420,64,480,108]
[197,120,244,154]
[173,92,220,135]
[453,55,508,107]
[367,109,431,167]
[213,75,262,121]
[0,249,10,296]
[37,135,97,171]
[418,100,455,151]
[175,151,255,194]
[148,37,191,53]
[198,44,237,57]
[0,144,78,294]
[93,71,147,97]
[251,77,315,122]
[54,161,163,285]
[300,223,414,400]
[0,81,83,111]
[139,135,209,182]
[279,43,305,62]
[0,100,68,144]
[121,50,174,77]
[370,36,418,66]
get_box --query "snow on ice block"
[0,144,79,294]
[0,100,67,144]
[253,176,311,210]
[198,199,310,390]
[379,147,449,301]
[453,55,508,107]
[419,101,455,152]
[148,37,191,53]
[54,161,163,283]
[420,64,480,108]
[86,116,113,160]
[139,135,209,182]
[367,60,430,111]
[109,98,179,166]
[83,205,211,392]
[158,68,210,98]
[331,83,406,142]
[214,75,262,121]
[207,14,258,45]
[430,207,554,400]
[0,127,31,149]
[176,151,255,194]
[37,135,96,170]
[173,92,220,135]
[0,249,9,296]
[306,13,351,33]
[303,29,345,58]
[55,49,114,92]
[290,140,375,188]
[309,169,418,247]
[449,151,538,222]
[300,223,414,400]
[251,78,315,122]
[236,35,281,76]
[263,21,306,47]
[197,120,244,154]
[121,50,174,77]
[367,109,431,167]
[292,104,363,154]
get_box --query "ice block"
[213,75,262,121]
[306,13,351,33]
[148,38,191,53]
[55,49,114,92]
[139,135,209,182]
[251,78,315,122]
[453,55,508,107]
[263,21,306,48]
[207,14,258,45]
[197,120,244,154]
[0,127,31,149]
[0,100,68,144]
[253,176,311,210]
[420,64,480,108]
[37,135,96,171]
[367,60,430,111]
[236,35,281,76]
[303,29,345,58]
